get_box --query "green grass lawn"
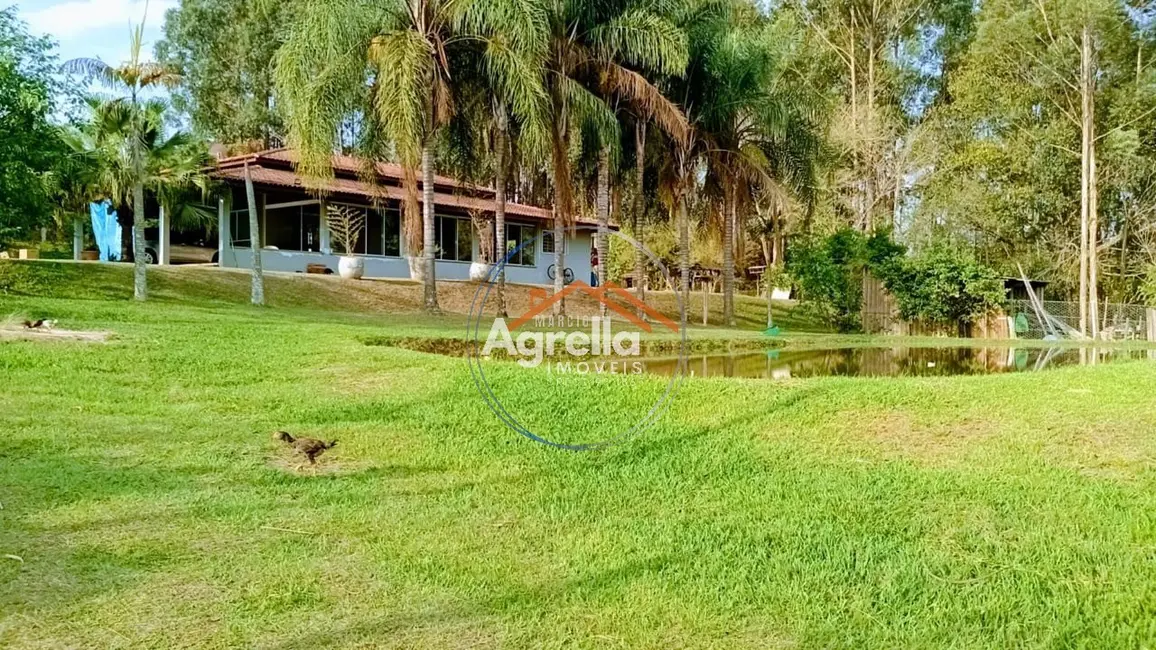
[2,261,1155,648]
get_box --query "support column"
[319,200,331,254]
[73,217,83,261]
[158,204,170,264]
[218,191,232,267]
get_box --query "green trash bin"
[1014,312,1030,335]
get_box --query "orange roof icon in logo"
[508,281,679,333]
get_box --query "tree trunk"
[722,184,736,327]
[678,195,690,332]
[1079,24,1092,336]
[553,214,565,317]
[1089,123,1100,339]
[422,142,440,314]
[494,107,508,317]
[597,145,610,316]
[766,274,773,329]
[132,180,147,300]
[633,121,647,309]
[244,164,265,306]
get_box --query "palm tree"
[704,12,821,326]
[540,0,690,315]
[658,0,733,329]
[61,97,209,266]
[659,0,819,328]
[276,0,548,314]
[64,20,182,300]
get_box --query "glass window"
[436,216,472,261]
[302,204,320,252]
[504,224,537,266]
[541,229,555,254]
[328,203,402,256]
[230,211,251,247]
[265,205,304,250]
[381,209,401,256]
[366,209,384,255]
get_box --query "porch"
[208,149,598,286]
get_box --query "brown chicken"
[276,431,337,466]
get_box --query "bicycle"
[547,264,576,285]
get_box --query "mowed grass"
[1,261,1155,649]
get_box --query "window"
[436,216,472,261]
[302,204,320,252]
[230,211,251,247]
[504,224,537,266]
[381,209,401,256]
[541,230,555,254]
[366,209,383,255]
[265,203,320,252]
[327,203,401,257]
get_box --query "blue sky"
[10,0,176,66]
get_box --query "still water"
[642,346,1156,380]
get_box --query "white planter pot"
[407,255,428,282]
[338,255,365,280]
[469,261,493,282]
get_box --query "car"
[131,227,217,265]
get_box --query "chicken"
[275,431,337,466]
[22,319,56,330]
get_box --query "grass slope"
[1,262,1155,648]
[0,260,820,333]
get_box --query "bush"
[877,246,1006,325]
[787,228,868,332]
[787,228,1004,332]
[1142,265,1156,306]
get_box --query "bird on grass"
[275,431,337,470]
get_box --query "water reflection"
[647,346,1155,380]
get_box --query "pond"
[641,346,1156,380]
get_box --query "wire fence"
[1006,299,1152,340]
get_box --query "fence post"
[1147,309,1156,342]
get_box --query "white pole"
[159,204,170,265]
[218,194,231,266]
[73,218,83,261]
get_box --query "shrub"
[1142,265,1156,306]
[787,228,1004,332]
[787,228,867,332]
[877,246,1006,325]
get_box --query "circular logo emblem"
[467,225,687,450]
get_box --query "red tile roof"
[209,147,614,227]
[211,164,558,221]
[215,148,478,194]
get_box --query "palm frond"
[275,0,394,184]
[586,10,689,77]
[62,57,122,90]
[562,77,620,154]
[597,60,689,146]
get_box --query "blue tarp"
[89,201,121,261]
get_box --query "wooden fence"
[862,271,1011,339]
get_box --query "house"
[208,148,598,285]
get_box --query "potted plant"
[468,209,494,282]
[326,205,366,279]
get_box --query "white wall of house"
[216,191,594,286]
